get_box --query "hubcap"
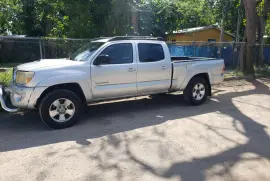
[49,98,75,123]
[192,83,205,101]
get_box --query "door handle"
[127,68,136,72]
[161,66,167,70]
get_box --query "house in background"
[166,25,234,42]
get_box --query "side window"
[138,43,165,62]
[97,43,133,64]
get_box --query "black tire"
[39,89,82,129]
[183,77,209,106]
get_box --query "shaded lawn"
[0,63,19,68]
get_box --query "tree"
[2,0,243,39]
[175,0,215,30]
[0,0,23,35]
[243,0,256,73]
[256,0,270,66]
[104,0,133,36]
[138,0,216,37]
[138,0,182,37]
[206,0,243,36]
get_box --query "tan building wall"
[167,28,234,42]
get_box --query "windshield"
[70,42,105,61]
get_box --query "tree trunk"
[236,0,243,43]
[256,0,263,66]
[239,31,246,70]
[257,13,265,66]
[132,0,140,35]
[236,0,244,70]
[218,1,227,58]
[257,0,270,66]
[243,0,256,74]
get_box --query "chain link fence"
[0,36,91,65]
[1,36,270,85]
[0,36,91,85]
[167,41,270,69]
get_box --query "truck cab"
[89,38,172,99]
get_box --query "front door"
[91,42,137,99]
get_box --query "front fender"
[36,74,92,101]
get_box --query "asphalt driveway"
[0,78,270,181]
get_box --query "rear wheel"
[184,77,209,106]
[39,90,82,129]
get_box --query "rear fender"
[180,65,212,90]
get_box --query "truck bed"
[169,57,224,92]
[171,56,216,63]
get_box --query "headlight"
[15,71,35,85]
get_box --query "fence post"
[193,41,196,56]
[43,39,46,59]
[39,38,43,59]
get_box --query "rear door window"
[138,43,165,62]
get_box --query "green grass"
[254,66,270,78]
[225,66,270,80]
[224,69,245,79]
[0,69,12,86]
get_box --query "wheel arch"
[36,83,87,108]
[186,73,211,96]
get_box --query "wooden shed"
[167,25,234,42]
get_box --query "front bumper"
[0,84,47,112]
[7,84,34,109]
[0,84,19,112]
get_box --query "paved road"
[0,79,270,181]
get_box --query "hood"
[17,59,83,71]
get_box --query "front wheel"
[39,90,82,129]
[184,77,209,106]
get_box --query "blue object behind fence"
[168,44,270,68]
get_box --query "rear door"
[136,41,172,94]
[91,42,137,99]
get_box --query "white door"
[136,42,172,94]
[91,43,137,99]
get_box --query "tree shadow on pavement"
[0,79,270,181]
[120,79,270,181]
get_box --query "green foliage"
[1,0,246,38]
[0,0,23,35]
[265,13,270,36]
[138,0,181,36]
[176,0,215,29]
[206,0,244,36]
[138,0,220,37]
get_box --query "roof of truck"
[92,36,165,43]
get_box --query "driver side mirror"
[94,54,111,65]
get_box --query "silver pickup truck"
[0,36,224,129]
